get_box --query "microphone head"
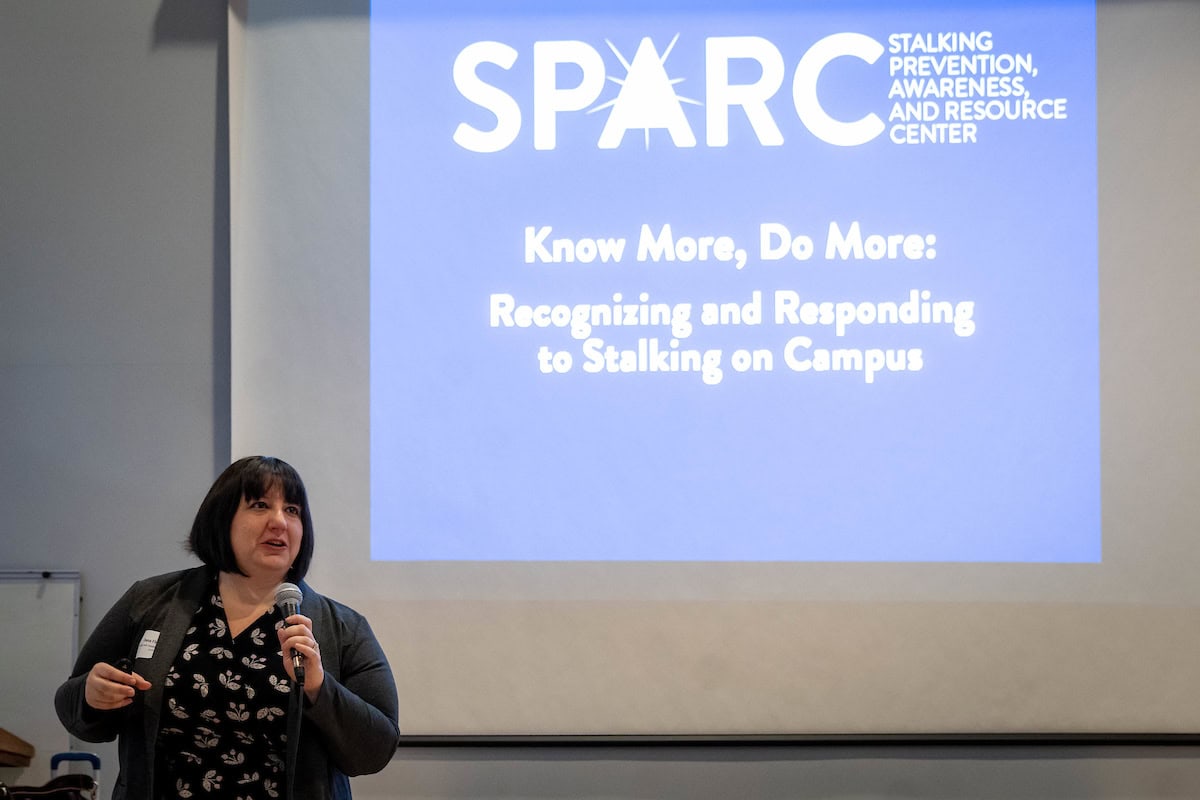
[275,582,303,614]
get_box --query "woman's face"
[229,483,304,582]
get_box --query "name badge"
[136,630,160,660]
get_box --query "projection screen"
[228,0,1200,736]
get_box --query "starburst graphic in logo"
[590,35,702,150]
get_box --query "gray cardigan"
[55,568,400,800]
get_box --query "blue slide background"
[370,1,1098,561]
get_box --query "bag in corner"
[0,773,97,800]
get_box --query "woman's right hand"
[84,661,151,710]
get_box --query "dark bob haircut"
[187,455,315,581]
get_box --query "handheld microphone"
[275,582,306,685]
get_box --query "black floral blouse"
[155,587,292,800]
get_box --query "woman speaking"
[55,456,400,800]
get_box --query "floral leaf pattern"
[201,770,221,792]
[155,585,290,798]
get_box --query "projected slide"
[370,1,1098,562]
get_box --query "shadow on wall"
[220,0,369,30]
[153,0,235,475]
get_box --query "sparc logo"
[452,33,885,152]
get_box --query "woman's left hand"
[278,612,324,701]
